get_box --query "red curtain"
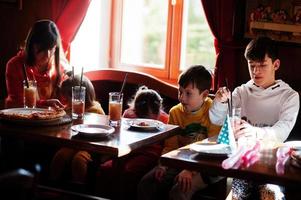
[201,0,242,90]
[51,0,91,54]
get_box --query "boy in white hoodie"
[210,36,299,199]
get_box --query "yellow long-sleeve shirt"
[86,101,105,115]
[162,97,221,154]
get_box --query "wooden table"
[160,143,301,187]
[0,112,180,157]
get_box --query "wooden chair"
[85,69,179,114]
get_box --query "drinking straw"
[22,64,29,88]
[71,66,75,87]
[31,69,36,82]
[79,67,84,93]
[120,73,128,94]
[72,66,74,80]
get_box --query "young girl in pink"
[97,86,168,199]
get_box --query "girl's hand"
[45,99,65,109]
[215,87,230,103]
[175,169,193,192]
[154,165,167,182]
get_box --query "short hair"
[244,36,278,62]
[178,65,212,93]
[129,86,163,118]
[60,74,96,108]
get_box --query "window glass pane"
[180,0,215,72]
[70,0,111,73]
[120,0,168,68]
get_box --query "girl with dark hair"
[124,85,168,122]
[5,19,69,108]
[98,86,169,199]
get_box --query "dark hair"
[129,86,163,118]
[60,74,96,108]
[178,65,212,93]
[244,36,278,62]
[24,19,63,92]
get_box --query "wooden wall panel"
[0,0,52,100]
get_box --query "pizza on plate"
[0,108,66,121]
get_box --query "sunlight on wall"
[70,0,111,74]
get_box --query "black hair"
[129,86,163,118]
[178,65,212,93]
[25,19,62,66]
[24,19,63,95]
[244,36,278,62]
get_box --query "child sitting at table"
[210,36,300,200]
[5,19,69,109]
[97,85,169,200]
[138,65,222,200]
[123,85,168,122]
[49,74,104,186]
[59,73,105,114]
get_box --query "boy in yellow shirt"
[138,65,221,200]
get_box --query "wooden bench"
[85,69,179,114]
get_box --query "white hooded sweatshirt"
[210,80,299,143]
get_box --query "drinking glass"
[23,80,37,108]
[230,107,241,138]
[72,86,86,119]
[109,92,123,126]
[231,107,254,147]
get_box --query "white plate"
[284,141,301,149]
[190,143,231,157]
[124,118,164,131]
[72,124,115,138]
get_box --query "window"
[70,0,111,74]
[112,0,215,82]
[180,0,215,71]
[71,0,215,83]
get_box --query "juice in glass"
[109,92,123,126]
[72,100,85,118]
[24,80,37,108]
[72,86,86,119]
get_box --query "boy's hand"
[175,169,193,192]
[215,87,230,103]
[154,165,167,182]
[234,119,257,140]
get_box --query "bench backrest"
[85,69,179,114]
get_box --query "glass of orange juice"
[23,80,37,108]
[109,92,123,126]
[72,86,86,119]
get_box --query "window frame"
[110,0,198,84]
